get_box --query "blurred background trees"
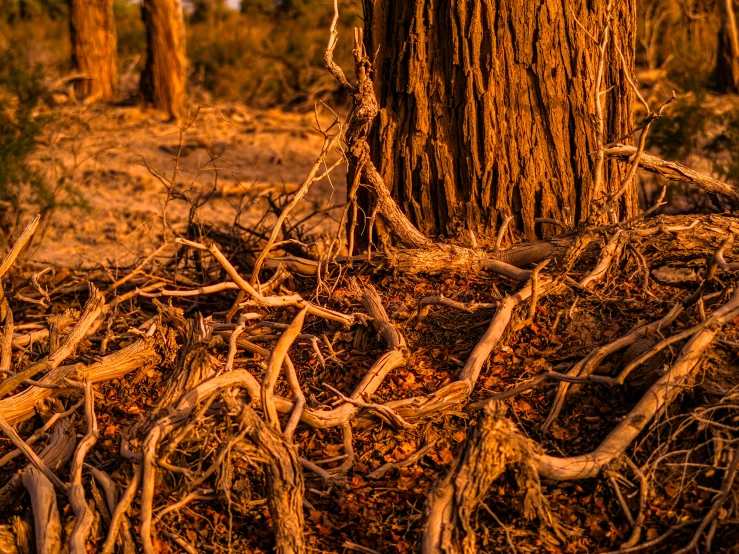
[68,0,118,101]
[139,0,187,117]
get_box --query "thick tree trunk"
[363,1,638,242]
[140,0,187,119]
[716,0,739,93]
[68,0,118,102]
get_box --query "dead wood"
[536,286,739,480]
[422,401,557,554]
[239,404,306,554]
[91,468,136,554]
[100,465,142,554]
[22,466,62,554]
[0,284,105,399]
[605,143,739,207]
[0,335,167,426]
[67,380,98,554]
[2,14,739,552]
[0,419,75,515]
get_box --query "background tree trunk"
[362,1,638,242]
[68,0,118,102]
[140,0,187,119]
[716,0,739,93]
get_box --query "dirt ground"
[28,102,344,268]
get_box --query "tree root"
[67,380,98,554]
[536,286,739,479]
[422,401,561,554]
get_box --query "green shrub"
[0,49,52,234]
[647,94,714,161]
[0,44,85,242]
[187,2,360,109]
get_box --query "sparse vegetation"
[0,47,52,239]
[1,2,739,554]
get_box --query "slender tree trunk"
[68,0,118,102]
[716,0,739,93]
[362,1,638,242]
[140,0,187,119]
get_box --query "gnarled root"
[240,404,306,554]
[0,418,75,515]
[422,401,561,554]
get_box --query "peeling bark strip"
[23,467,62,554]
[140,0,187,118]
[69,0,118,101]
[363,0,638,241]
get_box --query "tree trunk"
[68,0,118,102]
[140,0,187,119]
[362,1,638,242]
[716,0,739,93]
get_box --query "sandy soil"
[26,103,345,268]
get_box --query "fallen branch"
[0,419,75,515]
[605,143,739,207]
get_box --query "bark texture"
[68,0,118,101]
[363,1,638,241]
[140,0,187,119]
[716,0,739,93]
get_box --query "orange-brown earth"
[27,103,344,268]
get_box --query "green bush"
[0,43,85,242]
[0,48,52,235]
[187,2,360,109]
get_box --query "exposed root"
[67,380,98,554]
[22,466,62,554]
[422,401,560,554]
[536,287,739,479]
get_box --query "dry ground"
[27,102,344,268]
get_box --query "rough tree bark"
[716,0,739,93]
[362,1,638,242]
[140,0,187,119]
[68,0,118,101]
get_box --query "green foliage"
[705,105,739,184]
[647,94,714,161]
[0,48,52,234]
